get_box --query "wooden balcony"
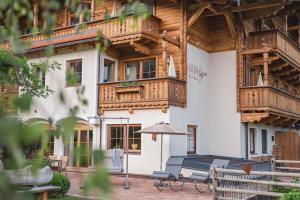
[98,78,186,113]
[248,30,300,69]
[240,86,300,125]
[0,92,18,114]
[1,15,160,50]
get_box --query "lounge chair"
[151,157,184,192]
[188,159,230,193]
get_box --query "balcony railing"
[240,86,300,118]
[0,92,18,113]
[0,15,160,50]
[248,30,300,67]
[99,78,186,112]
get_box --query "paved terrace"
[67,171,212,200]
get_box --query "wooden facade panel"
[275,132,300,166]
[187,15,235,53]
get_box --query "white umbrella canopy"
[135,121,190,135]
[135,121,190,171]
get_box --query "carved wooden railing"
[0,15,160,50]
[0,92,18,113]
[240,86,300,118]
[99,78,186,111]
[24,15,160,42]
[248,30,300,67]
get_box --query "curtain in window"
[126,63,139,80]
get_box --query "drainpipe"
[96,49,102,150]
[245,122,249,160]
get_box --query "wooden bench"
[19,186,60,200]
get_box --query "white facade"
[22,48,101,160]
[20,43,299,175]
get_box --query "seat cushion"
[151,171,171,179]
[188,173,210,183]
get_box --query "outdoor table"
[30,186,60,200]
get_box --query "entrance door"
[73,129,93,167]
[274,131,300,162]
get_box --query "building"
[1,0,300,174]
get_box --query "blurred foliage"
[0,49,61,98]
[280,190,300,200]
[49,172,71,198]
[0,0,151,199]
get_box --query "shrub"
[280,190,300,200]
[49,172,70,197]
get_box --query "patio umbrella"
[135,121,190,171]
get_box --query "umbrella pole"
[160,134,163,171]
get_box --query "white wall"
[22,48,100,157]
[22,48,99,122]
[175,44,242,158]
[169,44,210,155]
[101,109,170,175]
[207,50,243,157]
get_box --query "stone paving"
[67,171,212,200]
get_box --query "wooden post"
[211,165,217,200]
[162,30,168,77]
[271,157,276,172]
[33,0,39,29]
[263,52,269,86]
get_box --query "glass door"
[72,129,93,167]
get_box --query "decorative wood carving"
[99,78,186,112]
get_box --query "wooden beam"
[189,0,284,17]
[270,63,289,72]
[288,25,300,31]
[249,56,279,66]
[276,68,297,77]
[130,41,151,55]
[161,32,181,47]
[242,6,283,20]
[264,116,281,125]
[243,47,272,55]
[282,73,300,81]
[224,9,236,39]
[187,2,210,29]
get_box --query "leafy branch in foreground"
[0,49,61,98]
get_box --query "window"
[108,124,142,153]
[249,128,256,154]
[36,67,46,86]
[128,126,142,153]
[66,59,82,87]
[73,129,93,167]
[187,125,197,154]
[68,2,92,25]
[44,131,55,156]
[126,62,140,80]
[120,0,154,15]
[125,59,156,80]
[142,60,156,79]
[103,59,116,82]
[261,129,268,154]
